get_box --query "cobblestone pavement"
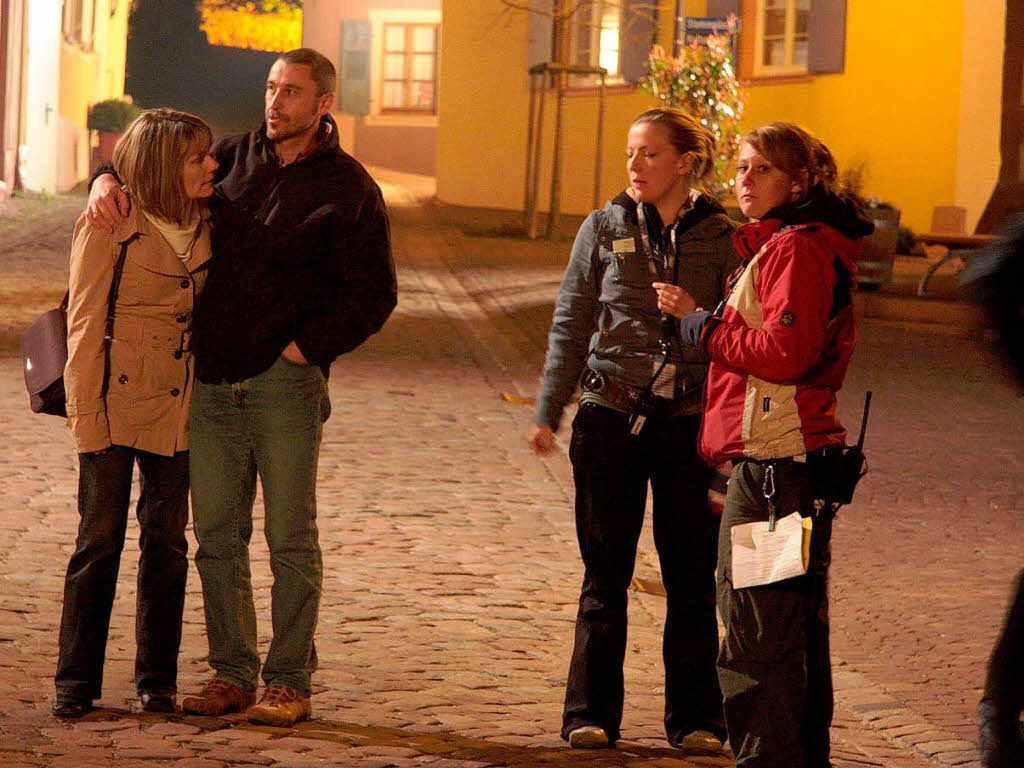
[0,192,1020,767]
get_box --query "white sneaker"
[568,725,610,749]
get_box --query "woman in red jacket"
[657,122,872,767]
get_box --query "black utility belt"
[579,369,701,427]
[731,445,844,467]
[734,443,865,508]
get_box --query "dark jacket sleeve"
[293,180,397,364]
[89,161,117,189]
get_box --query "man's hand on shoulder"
[282,341,309,364]
[86,174,130,233]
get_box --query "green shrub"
[87,99,142,133]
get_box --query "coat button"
[118,374,128,384]
[170,388,181,397]
[176,314,187,323]
[173,350,183,359]
[180,279,190,289]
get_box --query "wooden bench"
[914,232,998,296]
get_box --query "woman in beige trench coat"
[53,109,218,718]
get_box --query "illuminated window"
[381,23,438,113]
[63,0,96,49]
[754,0,809,76]
[570,1,622,85]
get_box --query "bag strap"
[104,233,140,342]
[100,233,140,395]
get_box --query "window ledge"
[562,83,635,98]
[742,73,815,86]
[364,113,437,128]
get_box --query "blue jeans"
[189,356,330,695]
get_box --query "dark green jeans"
[716,459,834,768]
[189,356,330,696]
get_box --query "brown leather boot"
[245,685,311,726]
[181,678,255,716]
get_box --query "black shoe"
[139,690,177,713]
[52,693,93,718]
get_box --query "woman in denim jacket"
[528,107,740,753]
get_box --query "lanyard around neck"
[636,202,677,283]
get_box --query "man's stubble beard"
[266,108,319,142]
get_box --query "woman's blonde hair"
[740,122,841,201]
[113,108,213,224]
[632,107,717,191]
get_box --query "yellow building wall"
[437,0,1003,233]
[57,0,129,189]
[955,0,1004,232]
[740,0,971,232]
[437,0,677,215]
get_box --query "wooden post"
[527,69,546,239]
[523,71,538,232]
[545,73,565,239]
[592,71,606,211]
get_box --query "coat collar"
[113,205,213,276]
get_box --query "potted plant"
[841,162,900,289]
[638,16,744,199]
[88,99,142,165]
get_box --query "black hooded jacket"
[192,116,397,382]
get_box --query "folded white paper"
[731,512,812,589]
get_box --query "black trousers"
[716,459,834,768]
[979,568,1024,767]
[985,569,1024,708]
[562,403,724,744]
[55,446,189,699]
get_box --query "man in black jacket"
[88,48,396,725]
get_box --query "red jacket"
[699,217,862,464]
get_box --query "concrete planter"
[857,204,900,290]
[91,131,122,171]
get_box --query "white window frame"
[367,8,440,127]
[568,1,624,88]
[753,0,809,77]
[380,22,439,115]
[63,0,96,49]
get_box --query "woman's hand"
[86,175,131,233]
[652,282,698,318]
[527,424,556,455]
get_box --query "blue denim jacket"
[534,191,740,430]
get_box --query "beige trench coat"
[65,207,212,456]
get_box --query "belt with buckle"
[579,369,702,415]
[579,369,643,413]
[732,444,844,467]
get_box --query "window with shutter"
[339,19,371,117]
[528,0,655,89]
[567,2,623,86]
[753,0,809,76]
[739,0,848,80]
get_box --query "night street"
[0,190,1020,767]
